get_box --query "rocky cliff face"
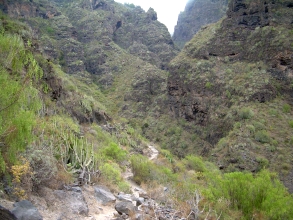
[0,0,177,120]
[172,0,228,49]
[168,0,293,190]
[2,0,178,74]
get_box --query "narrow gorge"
[0,0,293,219]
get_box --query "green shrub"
[160,149,173,163]
[255,130,271,143]
[226,90,232,99]
[239,107,254,120]
[130,154,152,184]
[46,26,54,35]
[183,155,206,172]
[256,156,269,170]
[148,165,177,184]
[166,126,182,136]
[0,32,42,173]
[217,137,228,149]
[253,121,266,130]
[205,81,212,89]
[289,120,293,128]
[282,163,291,171]
[117,181,130,193]
[234,122,241,129]
[269,109,278,116]
[102,142,127,163]
[246,124,255,134]
[282,104,291,113]
[266,144,276,152]
[100,163,119,183]
[207,170,293,219]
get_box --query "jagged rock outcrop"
[168,0,293,189]
[173,0,228,49]
[55,0,178,72]
[113,6,177,70]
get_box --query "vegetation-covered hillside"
[0,0,293,219]
[168,0,293,190]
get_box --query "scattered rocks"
[155,206,183,220]
[11,200,43,220]
[138,192,149,199]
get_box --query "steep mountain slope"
[0,0,177,124]
[168,0,293,190]
[173,0,228,49]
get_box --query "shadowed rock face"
[173,0,228,49]
[0,205,17,220]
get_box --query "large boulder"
[116,192,133,202]
[94,186,116,205]
[11,200,43,220]
[53,190,89,216]
[115,201,137,215]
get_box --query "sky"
[114,0,189,35]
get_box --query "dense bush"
[207,170,293,219]
[130,154,152,184]
[0,31,42,173]
[282,104,291,113]
[27,149,57,189]
[183,155,206,172]
[255,130,271,143]
[102,142,127,163]
[239,107,254,120]
[100,162,130,192]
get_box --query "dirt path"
[82,185,116,220]
[0,145,159,220]
[122,145,158,195]
[148,145,159,161]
